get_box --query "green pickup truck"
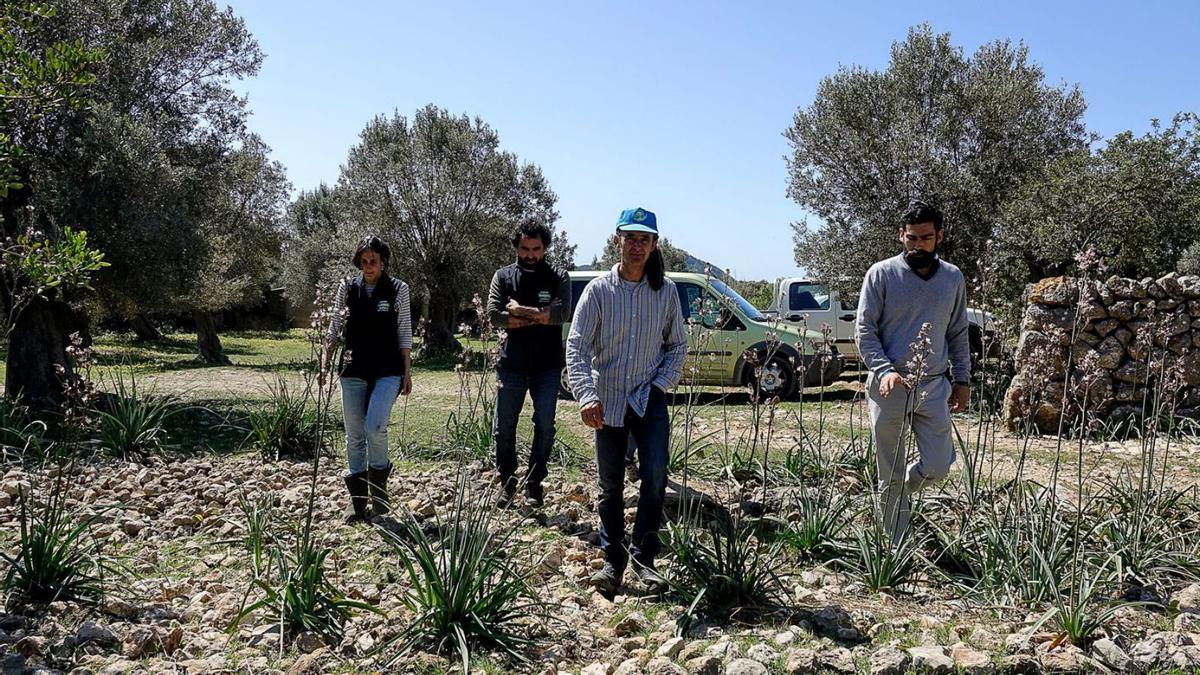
[560,271,843,400]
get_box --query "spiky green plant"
[378,477,546,672]
[237,492,276,579]
[1096,475,1200,589]
[1028,553,1159,647]
[665,513,786,621]
[243,378,326,460]
[774,487,860,562]
[441,408,494,461]
[230,529,377,645]
[844,516,922,594]
[0,398,46,463]
[1,474,117,605]
[93,370,183,460]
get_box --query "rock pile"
[1002,273,1200,433]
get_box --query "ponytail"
[647,247,665,291]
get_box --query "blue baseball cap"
[615,207,658,234]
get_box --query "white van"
[766,277,998,367]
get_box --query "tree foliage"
[280,184,344,316]
[786,24,1088,299]
[327,105,560,357]
[0,2,107,408]
[13,0,285,362]
[1180,241,1200,277]
[0,3,103,201]
[994,114,1200,301]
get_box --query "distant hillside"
[682,254,730,280]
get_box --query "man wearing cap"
[566,207,688,594]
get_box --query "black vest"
[338,274,406,380]
[497,262,566,372]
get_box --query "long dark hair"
[646,247,665,291]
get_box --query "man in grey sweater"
[856,201,971,546]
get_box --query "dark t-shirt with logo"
[491,262,569,372]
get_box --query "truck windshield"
[709,279,767,322]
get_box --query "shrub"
[243,378,326,460]
[1,473,118,605]
[93,370,183,460]
[1178,240,1200,276]
[378,477,545,672]
[665,514,787,622]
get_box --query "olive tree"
[0,2,107,408]
[994,114,1200,304]
[280,184,344,321]
[334,105,558,358]
[20,0,278,363]
[785,24,1088,299]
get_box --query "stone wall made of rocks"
[1001,272,1200,433]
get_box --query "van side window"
[789,282,830,311]
[676,283,702,320]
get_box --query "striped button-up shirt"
[566,265,688,427]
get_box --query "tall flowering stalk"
[876,322,932,548]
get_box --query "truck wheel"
[749,355,796,400]
[558,367,574,400]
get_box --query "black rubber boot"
[344,471,370,524]
[367,463,393,517]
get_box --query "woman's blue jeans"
[340,376,401,474]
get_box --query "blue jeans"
[595,386,670,567]
[492,367,560,489]
[341,376,402,474]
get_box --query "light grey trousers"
[867,373,956,546]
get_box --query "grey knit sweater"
[855,254,971,383]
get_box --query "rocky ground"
[3,453,1200,675]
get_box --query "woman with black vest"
[322,235,412,524]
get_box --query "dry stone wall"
[1001,273,1200,433]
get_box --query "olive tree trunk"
[5,299,87,410]
[193,310,230,364]
[417,290,463,361]
[130,314,162,341]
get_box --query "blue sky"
[233,1,1200,280]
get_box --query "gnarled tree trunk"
[193,310,230,364]
[5,298,88,411]
[130,314,162,341]
[418,290,462,361]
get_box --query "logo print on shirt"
[538,290,552,304]
[376,300,390,312]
